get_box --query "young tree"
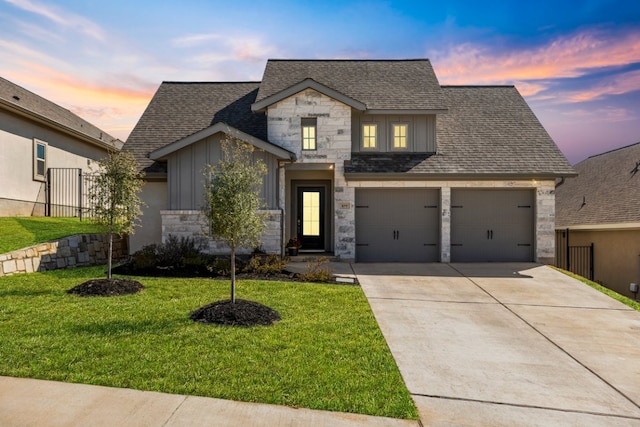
[202,138,267,303]
[91,150,144,279]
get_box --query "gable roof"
[124,82,267,175]
[254,59,448,112]
[556,142,640,228]
[346,86,575,178]
[0,76,121,150]
[149,122,294,161]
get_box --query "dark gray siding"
[351,112,436,153]
[168,134,279,210]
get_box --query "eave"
[251,78,367,112]
[0,98,122,151]
[344,172,578,181]
[149,122,295,161]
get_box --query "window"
[362,124,377,149]
[392,124,408,149]
[33,139,47,181]
[301,118,317,150]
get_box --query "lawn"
[0,217,107,254]
[0,266,418,419]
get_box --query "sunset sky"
[1,0,639,164]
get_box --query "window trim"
[301,117,317,151]
[361,123,378,150]
[33,139,47,181]
[391,123,409,150]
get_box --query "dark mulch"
[190,299,281,327]
[67,278,144,297]
[111,263,299,281]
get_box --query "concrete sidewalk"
[354,263,640,426]
[0,376,417,427]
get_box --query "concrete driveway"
[352,263,640,426]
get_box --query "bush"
[208,258,232,276]
[130,244,159,270]
[298,257,333,282]
[244,254,288,275]
[129,235,209,271]
[156,235,202,268]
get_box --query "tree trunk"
[107,231,113,280]
[230,246,236,304]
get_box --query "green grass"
[553,267,640,311]
[0,217,107,253]
[0,266,418,419]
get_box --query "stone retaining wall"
[0,234,128,277]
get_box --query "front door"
[297,187,325,250]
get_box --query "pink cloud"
[431,27,640,91]
[567,69,640,102]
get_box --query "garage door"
[355,189,439,262]
[451,189,534,262]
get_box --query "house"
[0,76,122,217]
[124,59,575,262]
[556,142,640,298]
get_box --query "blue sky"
[1,0,639,164]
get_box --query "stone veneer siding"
[267,89,355,259]
[0,234,128,277]
[160,210,282,255]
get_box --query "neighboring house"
[0,76,122,217]
[125,59,575,262]
[556,142,640,298]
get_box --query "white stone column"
[440,186,451,263]
[536,181,556,264]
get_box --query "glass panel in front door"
[302,191,320,236]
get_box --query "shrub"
[156,235,202,268]
[299,257,333,282]
[130,244,159,270]
[209,258,232,276]
[244,254,288,275]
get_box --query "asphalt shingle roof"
[0,76,117,147]
[556,142,640,227]
[346,86,575,177]
[124,82,265,174]
[256,59,448,111]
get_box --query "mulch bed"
[67,278,144,297]
[190,299,281,327]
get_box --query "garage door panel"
[451,189,534,262]
[356,189,439,262]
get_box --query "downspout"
[555,176,566,188]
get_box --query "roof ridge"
[587,141,640,159]
[161,81,261,85]
[267,58,430,62]
[441,85,516,88]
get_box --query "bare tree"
[202,138,267,303]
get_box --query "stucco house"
[125,59,575,262]
[556,142,640,298]
[0,76,122,217]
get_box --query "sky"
[0,0,639,165]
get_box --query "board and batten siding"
[351,112,436,152]
[167,134,279,210]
